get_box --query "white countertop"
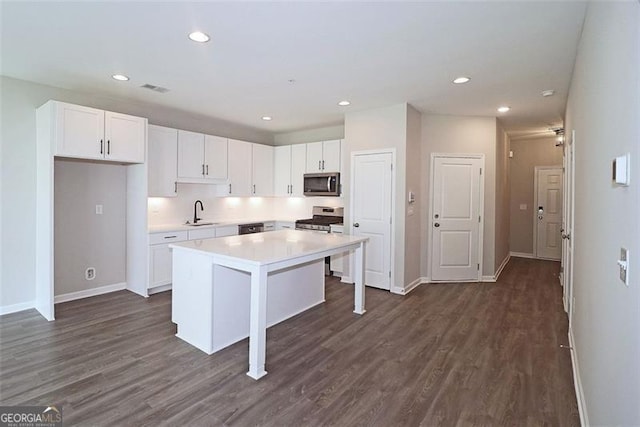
[149,218,296,233]
[169,229,366,267]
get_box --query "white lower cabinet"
[148,231,188,291]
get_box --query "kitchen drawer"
[216,225,238,237]
[149,230,188,245]
[276,221,295,230]
[188,228,216,240]
[264,221,275,232]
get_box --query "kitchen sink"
[187,222,217,227]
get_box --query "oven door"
[303,173,340,196]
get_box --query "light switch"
[95,204,103,215]
[613,154,630,186]
[618,247,629,286]
[519,204,527,211]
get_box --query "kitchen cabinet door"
[225,139,252,196]
[177,130,205,180]
[148,125,178,197]
[252,144,274,196]
[149,244,173,288]
[321,140,341,173]
[306,141,324,173]
[290,144,307,196]
[274,146,291,197]
[54,102,105,160]
[104,111,146,163]
[204,135,228,181]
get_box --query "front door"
[430,156,483,281]
[535,167,563,260]
[352,152,393,290]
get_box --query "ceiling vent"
[140,83,170,93]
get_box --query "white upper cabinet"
[148,125,178,197]
[251,144,274,196]
[222,139,253,196]
[305,140,341,173]
[50,101,146,163]
[177,130,228,183]
[274,144,306,197]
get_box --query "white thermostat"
[613,153,630,186]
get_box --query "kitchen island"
[170,229,368,380]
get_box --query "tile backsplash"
[148,183,344,226]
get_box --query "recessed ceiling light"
[541,89,555,97]
[112,74,129,81]
[261,116,272,121]
[188,31,210,43]
[497,106,511,113]
[452,76,470,84]
[337,100,351,106]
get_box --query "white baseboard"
[0,300,36,316]
[54,282,126,304]
[393,277,425,295]
[483,254,511,282]
[340,276,354,284]
[510,251,535,259]
[569,327,588,427]
[148,284,172,295]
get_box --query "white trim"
[391,276,425,295]
[54,282,126,304]
[481,275,496,283]
[0,301,36,316]
[480,254,509,282]
[340,276,354,284]
[510,251,536,259]
[569,327,589,427]
[428,153,485,281]
[148,284,172,295]
[350,149,396,292]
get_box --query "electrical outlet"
[95,204,103,215]
[618,248,629,285]
[85,267,96,280]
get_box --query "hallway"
[0,257,579,425]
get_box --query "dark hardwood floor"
[0,258,579,426]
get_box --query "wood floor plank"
[0,258,579,426]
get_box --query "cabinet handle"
[228,184,232,194]
[253,184,256,194]
[100,139,103,154]
[202,164,205,176]
[206,165,209,175]
[174,182,177,193]
[107,140,110,155]
[322,160,325,170]
[164,235,177,239]
[318,160,321,170]
[288,184,292,194]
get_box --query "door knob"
[354,223,360,228]
[434,223,440,228]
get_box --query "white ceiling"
[1,1,587,137]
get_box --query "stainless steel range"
[295,206,344,233]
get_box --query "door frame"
[533,165,563,260]
[562,130,576,323]
[349,148,396,290]
[427,153,485,282]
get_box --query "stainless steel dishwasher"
[238,222,264,235]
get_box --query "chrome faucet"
[194,200,204,224]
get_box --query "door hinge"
[390,217,392,224]
[389,271,391,278]
[480,168,482,175]
[391,163,393,171]
[478,215,481,223]
[477,263,480,270]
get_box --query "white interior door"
[430,156,483,281]
[562,133,575,318]
[352,152,392,290]
[535,167,563,260]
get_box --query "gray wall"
[404,105,422,286]
[273,125,344,145]
[509,137,562,255]
[494,121,510,271]
[420,114,498,278]
[54,160,126,295]
[0,76,272,309]
[564,2,639,425]
[344,104,408,290]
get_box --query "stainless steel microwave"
[303,172,340,196]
